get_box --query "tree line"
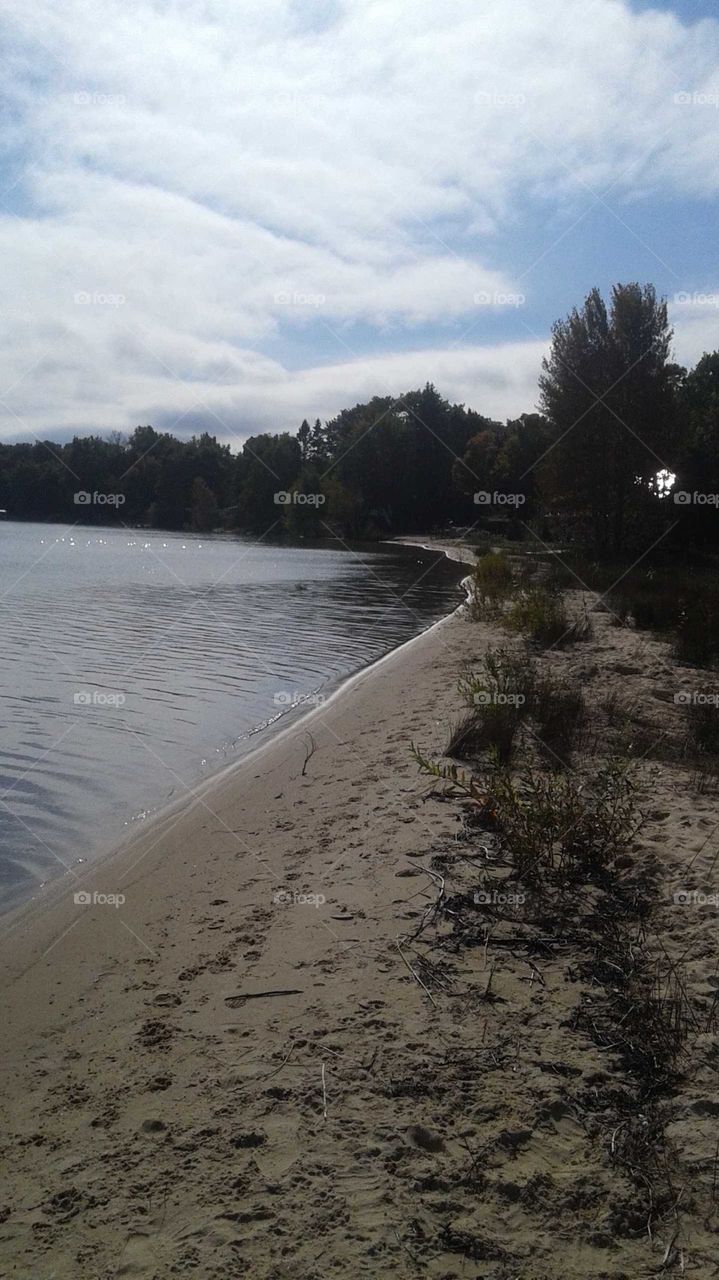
[1,282,717,554]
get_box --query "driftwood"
[224,989,303,1006]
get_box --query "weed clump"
[533,676,586,768]
[471,552,514,616]
[505,587,587,648]
[686,699,719,755]
[449,648,534,764]
[486,762,640,888]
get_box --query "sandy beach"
[1,550,717,1279]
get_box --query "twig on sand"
[396,938,437,1006]
[407,864,446,942]
[394,1228,422,1269]
[480,964,496,1002]
[363,1046,379,1074]
[321,1061,328,1119]
[655,1229,680,1272]
[302,732,317,776]
[252,1043,296,1083]
[224,989,303,1005]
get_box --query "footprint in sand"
[152,992,182,1007]
[146,1074,172,1092]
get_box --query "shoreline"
[0,536,472,933]
[1,539,717,1275]
[0,557,488,1277]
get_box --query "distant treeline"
[1,283,718,554]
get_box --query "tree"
[672,352,719,547]
[539,283,677,554]
[236,433,302,532]
[190,477,219,531]
[284,467,327,536]
[453,427,503,500]
[309,418,327,465]
[297,419,311,462]
[678,352,719,488]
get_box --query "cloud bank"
[1,0,718,442]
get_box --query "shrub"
[532,676,586,768]
[470,533,494,557]
[487,762,640,887]
[505,587,571,648]
[686,701,719,755]
[542,558,576,595]
[450,648,535,764]
[471,551,514,615]
[446,711,497,761]
[602,690,627,727]
[612,579,679,633]
[607,570,719,667]
[458,647,536,707]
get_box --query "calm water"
[0,523,462,909]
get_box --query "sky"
[1,0,719,447]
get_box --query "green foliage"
[605,568,719,667]
[450,647,535,764]
[452,413,553,521]
[532,675,586,768]
[409,744,486,804]
[190,476,219,532]
[448,650,584,769]
[488,762,640,887]
[675,352,719,539]
[505,587,571,647]
[539,283,677,557]
[471,551,514,614]
[238,432,302,533]
[457,647,535,707]
[4,305,719,552]
[283,467,327,536]
[413,738,641,889]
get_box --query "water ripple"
[0,525,461,908]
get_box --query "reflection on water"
[0,523,462,909]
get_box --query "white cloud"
[670,294,719,368]
[1,0,718,439]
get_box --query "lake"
[0,523,463,910]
